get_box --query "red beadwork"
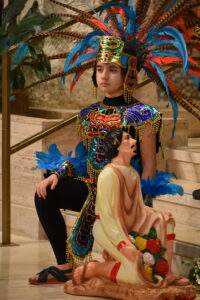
[166,233,176,241]
[117,241,127,251]
[110,262,121,283]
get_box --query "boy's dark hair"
[92,65,98,87]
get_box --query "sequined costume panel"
[77,101,161,180]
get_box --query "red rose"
[154,258,169,276]
[146,239,161,254]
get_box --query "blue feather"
[64,42,82,73]
[77,31,104,56]
[151,50,181,58]
[34,144,67,170]
[75,141,88,158]
[66,52,97,72]
[149,61,178,136]
[9,95,16,102]
[64,37,99,73]
[12,42,29,65]
[147,26,188,73]
[100,1,137,35]
[141,170,184,197]
[116,15,125,38]
[125,6,137,35]
[34,142,87,177]
[191,75,200,91]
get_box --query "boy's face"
[96,62,124,97]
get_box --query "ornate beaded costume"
[33,0,200,264]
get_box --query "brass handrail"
[1,52,11,245]
[10,114,77,155]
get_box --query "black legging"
[34,177,88,264]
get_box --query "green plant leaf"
[11,67,25,89]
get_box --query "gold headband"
[97,36,125,67]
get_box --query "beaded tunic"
[77,96,162,181]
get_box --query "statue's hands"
[120,246,141,262]
[36,174,58,199]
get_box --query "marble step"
[154,192,200,247]
[173,178,199,195]
[188,137,200,147]
[166,146,200,181]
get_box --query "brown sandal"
[29,266,73,285]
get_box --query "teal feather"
[12,42,29,65]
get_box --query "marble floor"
[0,234,107,300]
[0,234,199,300]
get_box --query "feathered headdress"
[11,0,200,128]
[45,0,200,131]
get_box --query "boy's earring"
[123,85,132,104]
[93,86,98,99]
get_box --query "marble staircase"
[166,145,200,182]
[154,137,200,276]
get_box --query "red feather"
[151,56,181,65]
[90,17,111,33]
[110,7,125,16]
[189,56,200,66]
[189,69,200,77]
[70,71,83,93]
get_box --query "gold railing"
[1,53,11,245]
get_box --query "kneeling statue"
[65,129,196,300]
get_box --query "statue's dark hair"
[103,128,123,160]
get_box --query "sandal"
[29,266,73,285]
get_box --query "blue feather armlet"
[141,170,184,198]
[34,142,88,177]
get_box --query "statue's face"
[118,132,137,158]
[96,62,124,97]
